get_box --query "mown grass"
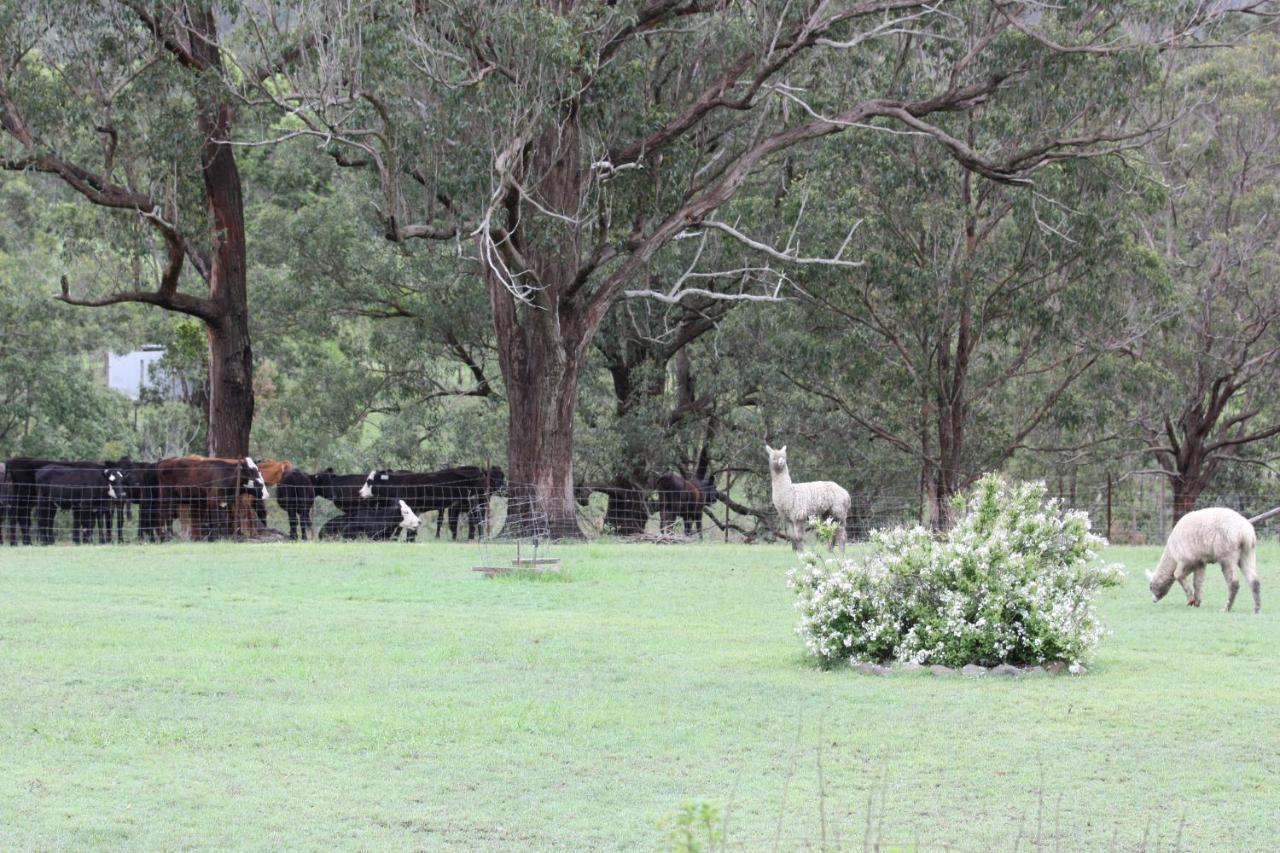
[0,540,1277,850]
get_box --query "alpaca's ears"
[765,444,774,453]
[780,445,786,454]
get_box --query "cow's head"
[240,457,270,501]
[487,466,507,496]
[397,500,421,531]
[313,468,336,498]
[360,469,390,499]
[103,467,129,501]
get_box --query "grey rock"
[991,664,1022,677]
[1044,661,1067,675]
[1020,666,1047,676]
[856,662,890,676]
[961,664,988,677]
[900,662,924,673]
[929,665,956,676]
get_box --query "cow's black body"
[363,466,504,542]
[34,465,129,545]
[126,461,166,542]
[431,466,506,540]
[7,458,129,545]
[655,473,719,538]
[313,469,370,515]
[319,501,415,541]
[0,463,10,546]
[277,469,317,540]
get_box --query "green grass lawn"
[1,540,1277,850]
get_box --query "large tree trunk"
[206,313,253,457]
[195,20,254,458]
[498,323,586,539]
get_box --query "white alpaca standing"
[766,445,850,551]
[1147,507,1261,613]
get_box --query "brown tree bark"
[489,286,588,538]
[198,101,253,457]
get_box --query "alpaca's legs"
[1240,546,1261,613]
[790,519,803,551]
[1191,566,1205,607]
[1221,558,1240,612]
[1175,562,1195,604]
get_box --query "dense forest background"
[3,2,1279,539]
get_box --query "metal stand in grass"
[472,496,562,577]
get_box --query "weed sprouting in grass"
[659,800,724,852]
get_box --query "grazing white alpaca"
[1147,507,1260,613]
[766,445,850,551]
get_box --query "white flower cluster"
[786,475,1123,669]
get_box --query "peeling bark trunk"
[194,16,253,458]
[495,319,585,539]
[200,105,253,457]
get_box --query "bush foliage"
[788,475,1122,668]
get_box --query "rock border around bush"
[854,660,1084,677]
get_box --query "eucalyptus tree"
[1136,33,1280,520]
[228,0,1265,535]
[782,117,1167,527]
[0,1,271,455]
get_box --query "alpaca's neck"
[770,466,794,507]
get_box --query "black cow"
[655,473,719,538]
[360,466,503,542]
[92,456,136,543]
[0,462,9,545]
[34,465,130,545]
[319,500,421,541]
[575,476,652,536]
[126,461,166,542]
[6,457,125,545]
[433,466,506,540]
[5,457,64,545]
[313,469,371,515]
[276,468,317,541]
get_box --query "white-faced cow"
[156,456,269,541]
[34,465,130,545]
[319,500,421,541]
[360,466,504,542]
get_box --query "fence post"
[1106,473,1112,540]
[724,471,731,544]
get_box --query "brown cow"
[176,455,292,485]
[157,457,270,540]
[174,455,292,536]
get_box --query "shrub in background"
[787,475,1122,668]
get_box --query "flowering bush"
[787,475,1122,669]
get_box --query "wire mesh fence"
[2,461,1278,547]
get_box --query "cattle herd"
[0,455,727,545]
[0,456,506,546]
